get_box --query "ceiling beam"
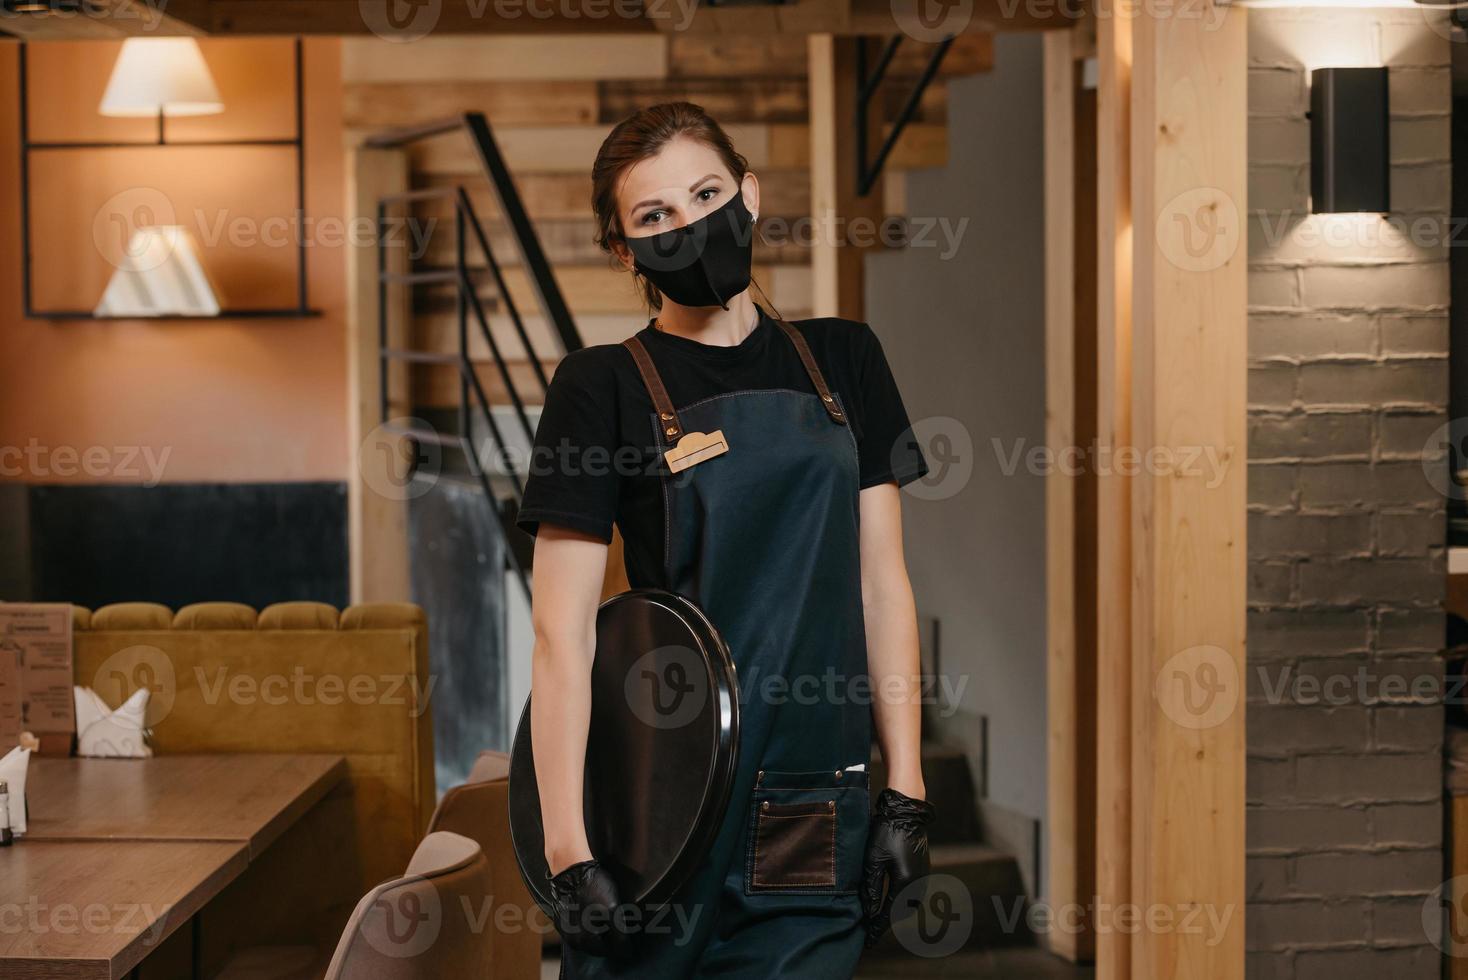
[1,0,1074,38]
[0,0,212,38]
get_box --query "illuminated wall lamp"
[1309,67,1389,214]
[99,37,223,142]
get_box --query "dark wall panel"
[407,476,507,793]
[25,482,348,609]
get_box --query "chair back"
[324,831,493,980]
[427,751,545,980]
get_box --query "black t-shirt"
[515,306,928,581]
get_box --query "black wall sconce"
[1310,67,1389,214]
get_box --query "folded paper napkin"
[73,685,154,759]
[0,745,30,834]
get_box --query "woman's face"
[612,134,759,270]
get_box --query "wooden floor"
[858,947,1096,978]
[543,948,1094,979]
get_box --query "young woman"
[518,102,935,979]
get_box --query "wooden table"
[25,755,346,857]
[0,753,346,980]
[0,840,248,980]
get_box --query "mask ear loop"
[751,275,782,322]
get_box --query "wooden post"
[1094,2,1134,974]
[808,34,885,320]
[1093,2,1248,977]
[1043,27,1082,962]
[1045,23,1099,963]
[346,147,414,603]
[1127,4,1247,976]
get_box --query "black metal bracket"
[18,39,316,319]
[369,112,588,601]
[856,34,956,197]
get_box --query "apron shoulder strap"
[773,319,847,426]
[623,334,685,442]
[622,317,849,441]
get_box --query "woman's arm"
[530,523,611,875]
[859,481,926,800]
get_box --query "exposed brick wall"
[1246,9,1451,979]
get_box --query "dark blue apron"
[562,319,872,979]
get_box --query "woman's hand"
[860,788,937,946]
[548,858,633,958]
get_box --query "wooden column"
[1045,22,1099,964]
[1094,3,1134,974]
[1043,27,1081,963]
[1094,2,1248,977]
[346,147,413,603]
[808,34,885,320]
[1127,4,1247,976]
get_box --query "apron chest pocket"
[745,769,869,896]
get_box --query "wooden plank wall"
[341,33,993,405]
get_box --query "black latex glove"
[547,859,631,958]
[860,788,936,946]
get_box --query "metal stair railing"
[365,113,585,600]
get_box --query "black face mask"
[625,192,754,310]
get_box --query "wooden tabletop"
[24,754,347,857]
[2,753,348,979]
[0,840,249,980]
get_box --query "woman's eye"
[698,187,719,202]
[641,209,667,225]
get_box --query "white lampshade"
[99,38,223,118]
[94,226,223,318]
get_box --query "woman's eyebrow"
[630,174,722,211]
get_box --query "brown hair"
[591,101,778,316]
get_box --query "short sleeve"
[516,349,622,542]
[854,322,929,489]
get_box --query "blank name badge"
[664,429,729,473]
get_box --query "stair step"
[869,743,982,845]
[863,842,1032,957]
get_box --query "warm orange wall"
[0,38,349,484]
